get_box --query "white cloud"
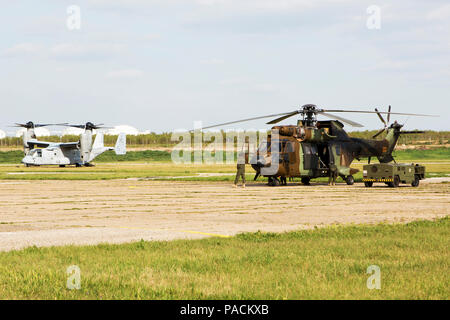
[143,34,162,41]
[194,0,316,12]
[2,43,43,57]
[106,69,144,79]
[49,43,125,59]
[201,58,225,64]
[427,4,450,20]
[2,42,126,60]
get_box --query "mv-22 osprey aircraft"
[202,104,436,186]
[16,122,126,167]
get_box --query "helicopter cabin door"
[302,143,319,170]
[329,143,341,168]
[286,141,299,176]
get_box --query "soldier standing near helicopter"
[328,164,338,186]
[234,151,246,188]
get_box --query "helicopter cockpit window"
[31,149,42,157]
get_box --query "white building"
[62,127,85,136]
[15,127,51,138]
[106,125,139,136]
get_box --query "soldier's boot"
[233,184,237,188]
[242,184,246,188]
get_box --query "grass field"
[0,218,448,299]
[0,161,448,181]
[0,148,448,181]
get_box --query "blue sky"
[0,0,449,134]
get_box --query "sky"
[0,0,449,134]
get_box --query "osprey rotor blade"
[319,112,364,128]
[34,123,68,128]
[13,122,66,128]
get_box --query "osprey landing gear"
[268,177,280,186]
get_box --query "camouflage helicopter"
[202,104,435,186]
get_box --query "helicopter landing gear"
[301,177,311,185]
[268,177,280,186]
[346,175,355,185]
[75,163,82,167]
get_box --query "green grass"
[0,160,448,181]
[1,148,448,164]
[392,148,450,160]
[0,150,23,164]
[0,148,448,181]
[0,218,448,299]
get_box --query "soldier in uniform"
[234,151,246,188]
[328,164,338,186]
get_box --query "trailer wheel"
[392,175,400,188]
[364,181,373,188]
[412,175,420,187]
[301,177,311,185]
[346,175,354,185]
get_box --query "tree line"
[0,130,448,148]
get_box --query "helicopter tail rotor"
[372,105,394,138]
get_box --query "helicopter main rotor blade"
[199,112,295,131]
[374,108,387,126]
[266,111,301,125]
[319,112,364,128]
[322,109,438,117]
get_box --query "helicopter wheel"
[301,177,310,185]
[346,175,355,185]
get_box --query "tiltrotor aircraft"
[16,122,126,167]
[202,104,436,186]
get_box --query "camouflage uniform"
[328,164,338,186]
[234,163,246,185]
